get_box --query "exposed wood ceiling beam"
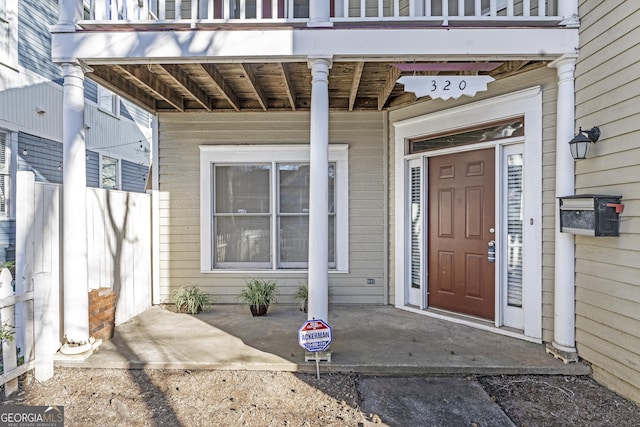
[118,65,184,112]
[378,66,401,111]
[278,63,296,111]
[240,64,268,111]
[159,64,213,111]
[490,61,530,78]
[198,64,241,111]
[349,62,365,111]
[89,66,157,112]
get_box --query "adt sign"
[298,319,332,353]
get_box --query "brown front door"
[428,149,495,320]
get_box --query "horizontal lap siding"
[574,0,640,403]
[157,111,385,305]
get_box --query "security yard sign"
[298,319,332,353]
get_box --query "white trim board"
[199,144,349,273]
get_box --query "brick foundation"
[89,288,116,341]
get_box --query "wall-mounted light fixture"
[22,146,29,156]
[569,126,601,160]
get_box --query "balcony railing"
[84,0,562,27]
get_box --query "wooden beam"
[119,65,184,112]
[378,66,401,111]
[278,63,296,111]
[159,64,212,111]
[349,62,365,111]
[198,64,241,111]
[89,66,157,112]
[490,61,530,78]
[240,64,268,111]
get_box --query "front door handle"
[487,240,495,262]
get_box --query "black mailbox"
[559,194,623,236]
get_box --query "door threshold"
[398,304,540,344]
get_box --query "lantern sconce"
[569,126,601,160]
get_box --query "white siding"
[0,68,150,166]
[574,0,640,404]
[157,111,386,305]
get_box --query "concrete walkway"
[57,304,590,376]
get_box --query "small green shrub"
[237,279,279,307]
[170,284,212,315]
[294,283,308,312]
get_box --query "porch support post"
[547,55,578,362]
[54,0,82,32]
[308,0,332,27]
[307,57,332,323]
[62,62,90,345]
[558,0,580,27]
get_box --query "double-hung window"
[200,145,348,272]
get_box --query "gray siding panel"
[85,80,98,104]
[18,133,63,184]
[17,134,132,190]
[86,151,100,188]
[121,160,148,193]
[18,0,62,84]
[574,0,640,403]
[0,220,15,264]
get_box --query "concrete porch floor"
[56,304,591,376]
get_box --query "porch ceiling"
[87,60,546,113]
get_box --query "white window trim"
[99,154,121,190]
[97,85,121,118]
[0,129,14,218]
[393,86,542,341]
[0,0,18,70]
[200,144,349,273]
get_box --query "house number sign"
[398,75,495,101]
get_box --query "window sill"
[200,269,349,275]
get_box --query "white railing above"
[85,0,563,26]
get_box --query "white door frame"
[393,87,542,341]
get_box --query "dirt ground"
[2,369,639,426]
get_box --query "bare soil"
[2,369,639,426]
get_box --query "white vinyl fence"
[6,171,151,389]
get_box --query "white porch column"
[558,0,580,26]
[308,0,332,27]
[548,55,578,362]
[62,62,90,345]
[54,0,82,32]
[307,57,332,323]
